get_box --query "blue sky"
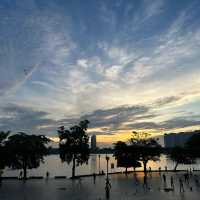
[0,0,200,144]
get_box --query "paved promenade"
[0,172,200,200]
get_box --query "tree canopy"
[129,131,162,173]
[168,146,195,171]
[6,132,50,180]
[114,141,141,173]
[58,120,90,178]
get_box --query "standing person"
[105,179,111,199]
[149,167,152,178]
[179,178,184,192]
[149,167,152,173]
[170,176,174,189]
[93,173,96,184]
[46,171,49,180]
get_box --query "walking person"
[149,167,152,178]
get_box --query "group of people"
[130,167,200,195]
[160,170,200,193]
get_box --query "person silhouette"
[46,171,50,180]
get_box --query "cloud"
[81,105,149,129]
[160,118,200,130]
[153,96,182,107]
[0,104,55,134]
[0,0,200,141]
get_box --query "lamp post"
[98,154,101,174]
[105,155,111,199]
[105,155,110,181]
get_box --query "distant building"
[91,135,97,150]
[164,130,200,148]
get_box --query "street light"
[98,154,101,174]
[105,155,110,181]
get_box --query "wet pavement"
[0,172,200,200]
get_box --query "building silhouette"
[164,130,200,148]
[91,135,97,150]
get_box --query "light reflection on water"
[4,154,200,177]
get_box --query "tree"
[58,120,90,178]
[114,141,141,174]
[6,132,50,180]
[168,146,195,171]
[0,131,10,170]
[129,131,161,173]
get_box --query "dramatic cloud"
[0,0,200,143]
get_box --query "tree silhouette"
[0,131,10,170]
[58,120,90,178]
[169,146,195,171]
[129,131,161,173]
[114,141,141,174]
[6,132,50,180]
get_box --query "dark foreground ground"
[1,172,200,200]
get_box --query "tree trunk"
[143,161,147,174]
[174,162,178,171]
[72,156,76,178]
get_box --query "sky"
[0,0,200,146]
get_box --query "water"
[3,154,200,177]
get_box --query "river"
[3,154,200,177]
